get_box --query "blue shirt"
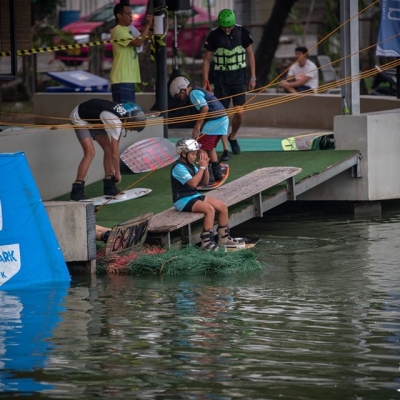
[189,89,229,136]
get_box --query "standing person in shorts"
[202,8,256,161]
[171,138,244,251]
[69,98,146,201]
[169,76,228,182]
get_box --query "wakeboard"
[197,163,229,191]
[86,188,152,206]
[121,137,179,173]
[226,236,260,252]
[105,213,153,256]
[281,132,335,151]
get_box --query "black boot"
[208,165,215,183]
[211,161,223,181]
[100,230,111,243]
[70,181,86,201]
[103,176,120,197]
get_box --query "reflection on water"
[1,208,400,399]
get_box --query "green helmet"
[218,9,235,28]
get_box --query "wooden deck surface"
[148,167,302,238]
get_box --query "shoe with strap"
[200,229,220,251]
[217,225,246,248]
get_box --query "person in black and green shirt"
[202,9,256,161]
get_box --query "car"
[55,1,216,66]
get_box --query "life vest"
[78,99,128,122]
[192,86,227,119]
[213,25,247,72]
[171,160,198,203]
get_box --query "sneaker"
[228,137,241,154]
[220,150,230,161]
[70,181,87,201]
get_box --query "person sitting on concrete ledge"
[171,138,244,251]
[69,98,146,201]
[278,46,319,94]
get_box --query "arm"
[202,50,213,89]
[186,152,210,187]
[129,15,153,47]
[246,45,257,91]
[192,105,209,139]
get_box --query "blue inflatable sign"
[0,152,70,289]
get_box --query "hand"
[248,79,256,91]
[198,151,209,168]
[114,173,122,184]
[192,128,200,139]
[145,14,154,26]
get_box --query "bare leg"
[221,135,229,152]
[75,137,96,182]
[192,199,217,231]
[95,133,114,178]
[229,107,244,140]
[206,148,218,163]
[192,197,228,230]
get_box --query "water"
[1,206,400,399]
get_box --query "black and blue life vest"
[78,99,128,123]
[171,160,198,203]
[191,86,227,120]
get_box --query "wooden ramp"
[148,167,302,248]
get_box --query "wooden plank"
[105,213,153,255]
[148,167,302,233]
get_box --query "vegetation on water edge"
[96,245,264,276]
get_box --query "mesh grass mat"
[96,245,264,276]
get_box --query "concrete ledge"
[243,93,400,130]
[45,201,96,272]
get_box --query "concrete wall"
[242,93,400,130]
[1,115,163,200]
[33,92,157,124]
[299,109,400,201]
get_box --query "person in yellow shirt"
[110,3,153,103]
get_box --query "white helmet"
[169,76,190,97]
[176,138,201,154]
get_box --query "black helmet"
[126,110,146,132]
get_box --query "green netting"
[96,245,264,276]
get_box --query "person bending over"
[69,98,145,201]
[169,76,228,181]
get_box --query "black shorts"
[214,70,246,109]
[182,195,206,212]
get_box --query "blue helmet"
[121,102,146,132]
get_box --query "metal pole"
[154,0,168,138]
[340,0,360,114]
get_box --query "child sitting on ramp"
[171,138,244,251]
